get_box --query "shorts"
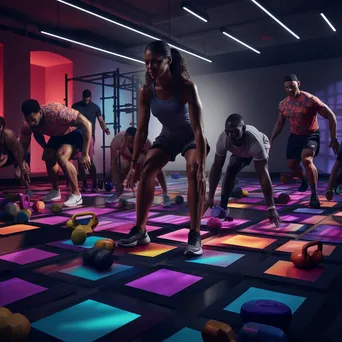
[47,129,83,152]
[150,133,211,161]
[286,131,320,161]
[1,152,14,168]
[73,135,95,160]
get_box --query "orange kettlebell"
[291,241,323,269]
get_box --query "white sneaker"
[162,194,172,208]
[41,190,61,202]
[64,194,83,207]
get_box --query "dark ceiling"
[1,0,342,74]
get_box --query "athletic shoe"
[118,226,151,247]
[91,184,98,192]
[105,192,120,204]
[309,195,321,209]
[184,230,203,256]
[64,194,83,207]
[326,189,334,201]
[41,190,61,202]
[162,194,172,208]
[298,180,308,192]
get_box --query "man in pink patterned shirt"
[20,100,92,207]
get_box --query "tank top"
[150,82,194,137]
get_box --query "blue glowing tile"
[225,287,306,314]
[61,236,105,248]
[186,250,244,267]
[163,327,202,342]
[32,299,140,341]
[60,263,133,281]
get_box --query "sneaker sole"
[184,248,203,256]
[64,199,83,207]
[118,236,151,248]
[42,196,62,202]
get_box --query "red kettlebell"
[291,241,323,269]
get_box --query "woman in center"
[118,40,209,257]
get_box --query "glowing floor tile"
[186,249,244,267]
[163,327,202,342]
[280,213,325,225]
[0,248,57,264]
[64,207,116,216]
[128,243,177,257]
[60,263,133,281]
[241,221,305,237]
[61,236,107,248]
[149,215,190,225]
[31,216,68,225]
[31,299,140,341]
[303,224,342,242]
[276,240,335,256]
[222,235,276,249]
[228,203,252,209]
[264,260,323,282]
[126,269,202,296]
[158,229,207,242]
[0,224,40,235]
[250,205,284,211]
[224,287,306,314]
[301,201,337,208]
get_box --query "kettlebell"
[290,241,323,269]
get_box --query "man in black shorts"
[72,89,110,192]
[203,114,281,227]
[20,100,92,207]
[270,74,339,208]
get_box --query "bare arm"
[186,81,206,168]
[208,154,226,199]
[317,105,337,141]
[75,113,92,156]
[5,131,25,169]
[254,159,275,208]
[97,115,109,133]
[270,113,286,143]
[131,87,151,169]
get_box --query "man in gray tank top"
[203,113,281,227]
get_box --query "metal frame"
[64,69,143,178]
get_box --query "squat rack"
[64,68,144,178]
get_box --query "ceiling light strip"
[222,31,260,54]
[41,31,145,64]
[56,0,212,63]
[182,6,208,23]
[250,0,300,40]
[320,13,336,32]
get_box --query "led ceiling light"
[221,29,260,54]
[250,0,300,40]
[56,0,212,63]
[182,2,208,23]
[320,13,336,32]
[41,31,145,64]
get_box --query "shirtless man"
[203,113,281,227]
[0,117,30,192]
[106,127,172,207]
[20,99,92,207]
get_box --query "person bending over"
[0,117,31,192]
[106,127,172,207]
[270,74,338,208]
[203,114,281,227]
[72,89,110,192]
[326,147,342,201]
[20,100,92,207]
[118,40,208,257]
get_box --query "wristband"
[268,205,275,211]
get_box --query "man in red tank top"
[270,74,339,208]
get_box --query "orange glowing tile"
[301,200,337,208]
[126,243,177,257]
[265,260,323,282]
[333,211,342,217]
[222,235,276,249]
[228,203,252,209]
[0,224,40,235]
[322,217,342,226]
[300,215,326,224]
[276,240,335,256]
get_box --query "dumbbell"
[0,307,31,342]
[82,247,114,271]
[202,320,288,342]
[276,193,290,204]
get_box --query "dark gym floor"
[0,177,342,341]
